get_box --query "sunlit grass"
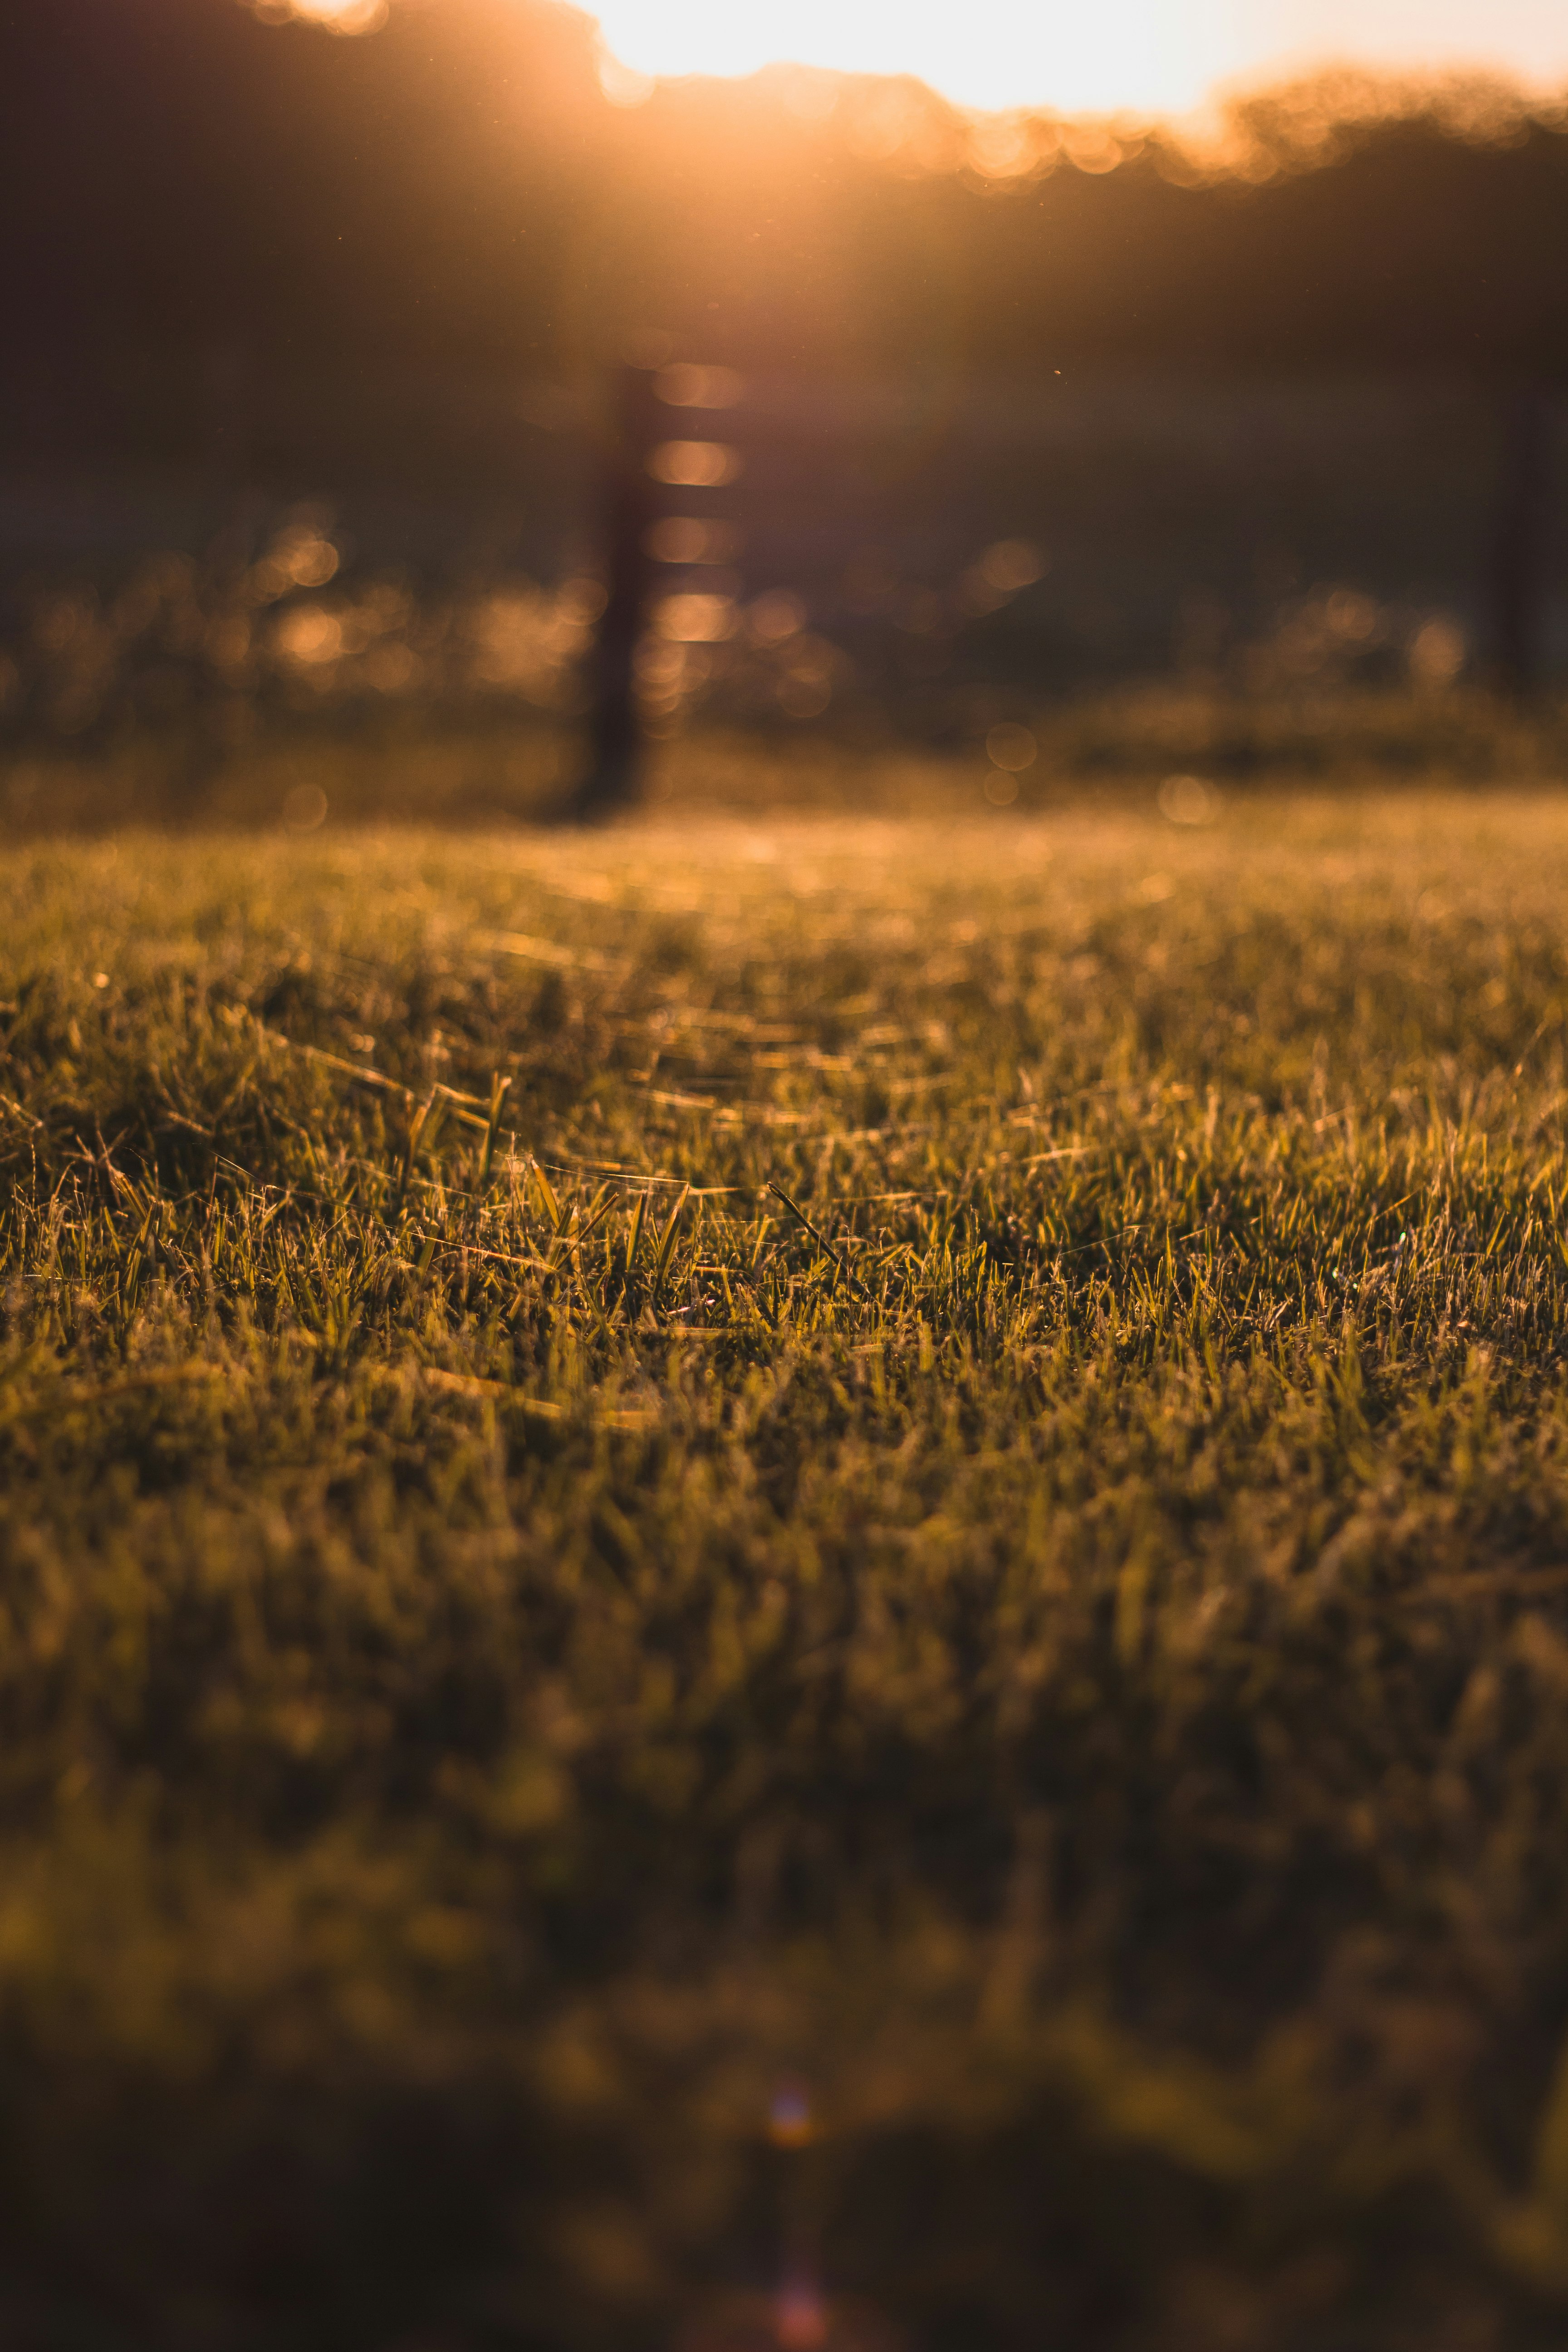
[6,795,1568,2344]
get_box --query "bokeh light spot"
[1410,616,1467,686]
[749,590,808,646]
[657,363,745,411]
[986,722,1036,772]
[1158,774,1219,825]
[981,541,1046,593]
[767,2078,813,2146]
[646,517,744,565]
[282,781,328,831]
[654,593,738,642]
[649,441,745,488]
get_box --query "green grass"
[8,794,1568,2347]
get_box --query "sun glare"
[592,0,1232,116]
[247,0,1568,114]
[252,0,389,31]
[592,0,1568,118]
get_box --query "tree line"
[4,0,1566,462]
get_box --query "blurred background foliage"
[8,0,1568,385]
[2,0,1567,812]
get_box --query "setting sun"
[592,0,1568,117]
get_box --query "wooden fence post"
[576,363,659,819]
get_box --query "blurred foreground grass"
[5,682,1568,835]
[9,796,1568,2345]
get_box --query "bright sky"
[591,0,1568,117]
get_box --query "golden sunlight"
[252,0,389,30]
[592,0,1568,119]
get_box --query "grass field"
[9,791,1568,2348]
